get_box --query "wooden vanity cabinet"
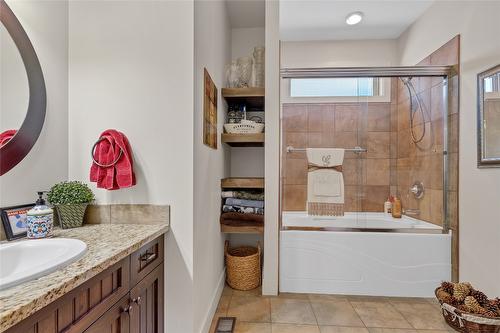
[5,235,165,333]
[82,295,131,333]
[129,263,164,333]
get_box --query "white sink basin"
[0,238,87,290]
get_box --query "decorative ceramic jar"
[26,192,53,238]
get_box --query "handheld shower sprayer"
[399,77,427,143]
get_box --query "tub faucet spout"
[404,209,420,216]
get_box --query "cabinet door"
[6,258,130,333]
[84,295,131,333]
[129,263,164,333]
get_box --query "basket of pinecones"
[435,281,500,333]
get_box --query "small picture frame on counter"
[1,203,35,240]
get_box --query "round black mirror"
[0,0,46,175]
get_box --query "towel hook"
[91,137,123,168]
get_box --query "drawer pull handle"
[122,304,133,314]
[140,252,156,262]
[133,296,142,305]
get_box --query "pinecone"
[453,282,471,301]
[437,288,456,305]
[457,304,470,313]
[484,303,500,317]
[470,289,489,306]
[463,281,473,289]
[483,311,499,318]
[464,296,488,315]
[441,281,455,295]
[491,298,500,310]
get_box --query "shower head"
[400,77,413,85]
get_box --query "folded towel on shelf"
[223,205,264,215]
[0,129,17,147]
[220,212,264,226]
[90,129,136,190]
[221,190,264,200]
[306,148,345,216]
[225,198,264,208]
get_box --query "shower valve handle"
[409,181,424,199]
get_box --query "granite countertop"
[0,223,169,332]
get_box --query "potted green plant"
[47,181,95,229]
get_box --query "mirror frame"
[477,64,500,168]
[0,0,46,175]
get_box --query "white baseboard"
[199,269,226,333]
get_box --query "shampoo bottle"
[391,197,402,219]
[26,191,54,239]
[384,196,393,214]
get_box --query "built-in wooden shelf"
[222,87,265,98]
[221,177,264,189]
[221,224,264,234]
[221,87,265,110]
[221,133,264,147]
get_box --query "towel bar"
[286,146,367,153]
[91,137,124,168]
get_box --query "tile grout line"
[307,296,321,328]
[386,300,417,330]
[347,298,370,328]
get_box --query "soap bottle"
[384,196,393,214]
[391,197,402,219]
[26,191,54,239]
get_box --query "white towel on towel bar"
[306,148,345,216]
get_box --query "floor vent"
[215,317,236,333]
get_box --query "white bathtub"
[280,212,451,297]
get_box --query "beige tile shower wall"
[396,74,445,225]
[395,36,459,231]
[281,98,396,212]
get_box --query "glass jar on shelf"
[253,46,265,88]
[227,105,237,123]
[237,57,253,88]
[225,61,240,88]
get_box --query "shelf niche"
[220,177,264,234]
[222,87,265,110]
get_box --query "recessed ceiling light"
[346,11,363,25]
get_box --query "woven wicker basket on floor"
[225,241,261,291]
[435,288,500,333]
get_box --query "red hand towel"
[90,129,136,190]
[0,129,17,147]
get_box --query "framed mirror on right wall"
[477,64,500,168]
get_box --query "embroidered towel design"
[306,148,345,216]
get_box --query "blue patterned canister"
[26,194,54,238]
[26,213,53,238]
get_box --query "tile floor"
[209,285,454,333]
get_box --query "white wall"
[398,0,500,296]
[231,27,265,60]
[68,1,195,332]
[193,1,231,332]
[263,0,280,295]
[281,39,399,68]
[0,1,68,208]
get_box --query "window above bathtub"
[484,72,500,100]
[282,77,392,103]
